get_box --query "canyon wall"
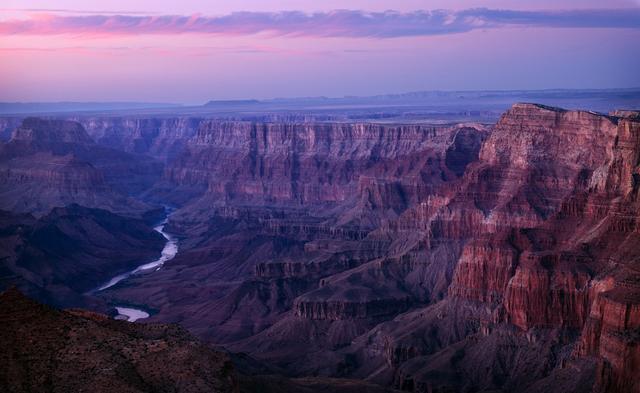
[0,118,161,217]
[164,121,487,229]
[2,106,638,392]
[97,120,489,349]
[368,105,640,392]
[163,105,639,393]
[77,117,203,162]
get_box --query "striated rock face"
[1,152,106,189]
[156,119,481,245]
[0,118,162,217]
[448,236,517,304]
[502,252,592,330]
[0,288,239,393]
[382,104,640,392]
[576,282,640,393]
[165,121,486,211]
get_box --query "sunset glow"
[1,0,639,102]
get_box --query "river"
[114,307,150,322]
[95,215,179,322]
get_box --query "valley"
[1,97,639,392]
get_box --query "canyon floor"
[1,92,639,393]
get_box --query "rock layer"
[2,105,639,392]
[387,105,640,392]
[223,105,640,392]
[0,118,161,217]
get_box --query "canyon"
[0,101,639,392]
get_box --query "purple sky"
[1,0,639,103]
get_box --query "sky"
[1,0,639,104]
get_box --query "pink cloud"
[0,8,638,38]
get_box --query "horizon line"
[2,86,640,107]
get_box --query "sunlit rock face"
[1,105,639,393]
[382,105,640,393]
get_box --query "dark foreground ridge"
[0,289,404,393]
[0,287,238,392]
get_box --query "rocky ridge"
[0,287,238,393]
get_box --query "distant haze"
[1,0,639,103]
